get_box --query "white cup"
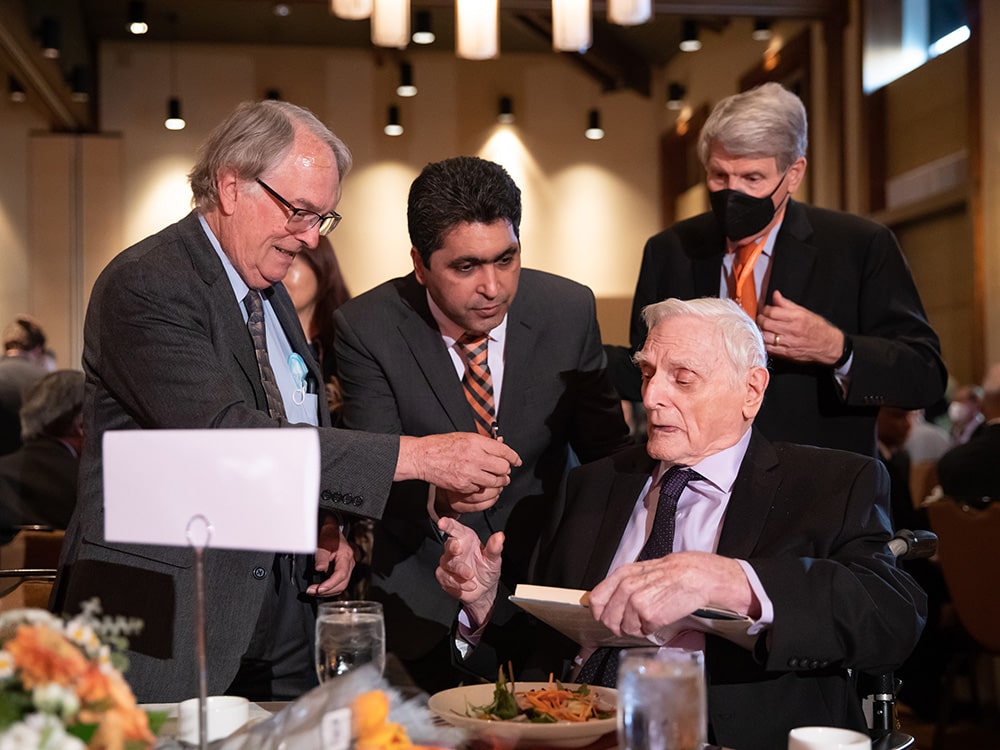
[788,726,872,750]
[177,695,250,744]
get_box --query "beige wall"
[981,3,1000,370]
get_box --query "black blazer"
[530,431,926,750]
[630,201,946,456]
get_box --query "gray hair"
[20,369,85,440]
[639,297,766,382]
[189,100,353,212]
[697,82,808,172]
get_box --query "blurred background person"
[0,315,49,456]
[0,369,85,540]
[283,236,352,422]
[938,363,1000,504]
[947,383,984,445]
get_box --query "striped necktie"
[576,466,703,687]
[244,290,286,419]
[456,333,495,436]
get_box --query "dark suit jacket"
[0,356,47,456]
[629,201,946,456]
[520,432,926,750]
[937,422,1000,502]
[333,270,630,673]
[0,437,79,534]
[52,211,401,702]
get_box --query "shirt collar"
[425,290,508,346]
[199,214,251,304]
[652,427,753,494]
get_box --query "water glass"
[315,600,386,682]
[617,648,707,750]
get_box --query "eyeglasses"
[255,178,342,235]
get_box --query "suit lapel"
[497,290,536,434]
[397,275,474,431]
[692,220,727,298]
[581,448,657,589]
[716,429,780,558]
[765,200,818,305]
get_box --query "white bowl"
[788,726,872,750]
[176,695,250,744]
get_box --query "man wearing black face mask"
[628,82,946,457]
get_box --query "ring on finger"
[775,334,781,346]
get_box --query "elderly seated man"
[437,297,926,750]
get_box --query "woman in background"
[284,236,351,422]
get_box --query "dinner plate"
[427,682,617,747]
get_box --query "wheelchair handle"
[887,528,937,561]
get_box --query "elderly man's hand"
[588,551,754,639]
[757,290,845,366]
[435,517,504,628]
[396,434,522,508]
[307,514,355,597]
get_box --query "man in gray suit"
[53,102,520,703]
[334,156,631,691]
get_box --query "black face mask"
[708,171,789,242]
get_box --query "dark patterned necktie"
[244,290,286,419]
[456,333,495,436]
[576,466,703,687]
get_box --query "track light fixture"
[412,10,435,44]
[666,82,685,110]
[679,19,701,52]
[396,62,416,97]
[129,1,149,34]
[384,105,403,136]
[165,97,186,130]
[498,96,514,124]
[8,76,26,103]
[585,109,604,140]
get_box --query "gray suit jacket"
[333,270,631,670]
[53,212,400,702]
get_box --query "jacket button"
[788,657,800,668]
[252,566,267,580]
[321,490,333,502]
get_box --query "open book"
[509,584,755,649]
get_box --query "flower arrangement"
[0,602,159,750]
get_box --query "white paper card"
[103,429,320,553]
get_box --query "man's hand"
[435,517,504,628]
[588,551,754,639]
[757,290,845,366]
[396,434,522,508]
[307,515,355,596]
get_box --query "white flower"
[0,610,62,645]
[0,714,86,750]
[32,683,80,722]
[0,649,14,679]
[62,619,100,656]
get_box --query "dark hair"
[297,236,351,359]
[407,156,522,266]
[3,315,46,352]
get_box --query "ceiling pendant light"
[608,0,651,27]
[456,0,498,60]
[8,76,26,103]
[552,0,591,54]
[331,0,372,20]
[41,17,60,59]
[497,96,515,124]
[384,105,403,136]
[412,10,435,44]
[666,82,685,110]
[679,19,701,52]
[128,1,149,34]
[372,0,410,49]
[752,19,772,42]
[396,62,416,97]
[165,97,186,130]
[585,109,604,140]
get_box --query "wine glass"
[315,600,386,682]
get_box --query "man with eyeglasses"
[52,101,520,703]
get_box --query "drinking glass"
[617,648,707,750]
[315,600,386,682]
